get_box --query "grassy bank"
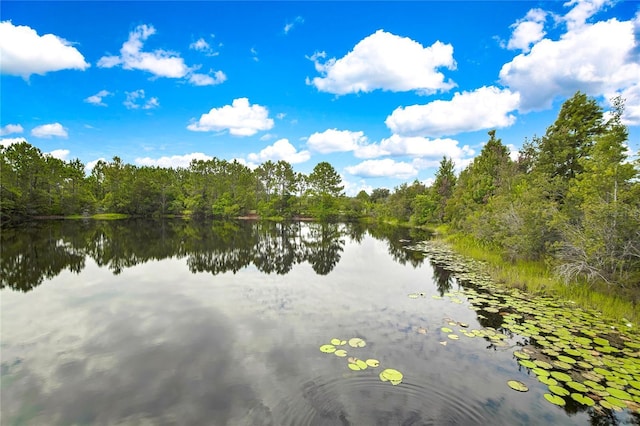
[435,227,638,324]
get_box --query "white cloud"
[135,152,213,169]
[607,83,640,126]
[187,98,274,136]
[341,176,374,197]
[123,90,159,110]
[188,70,226,86]
[250,47,259,62]
[499,11,640,112]
[507,8,547,52]
[247,139,310,164]
[98,24,189,78]
[31,123,68,138]
[0,21,89,79]
[47,149,70,160]
[563,0,610,31]
[0,124,24,136]
[189,37,220,56]
[307,129,368,154]
[0,137,27,148]
[345,159,418,179]
[98,24,225,86]
[378,134,475,159]
[308,29,456,95]
[386,86,520,137]
[84,158,107,174]
[84,90,112,106]
[284,16,304,34]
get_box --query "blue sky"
[1,1,639,195]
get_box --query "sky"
[1,0,639,195]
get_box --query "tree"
[308,162,344,220]
[431,156,457,222]
[536,91,605,182]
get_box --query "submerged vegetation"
[1,92,639,316]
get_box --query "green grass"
[89,213,129,220]
[439,229,638,324]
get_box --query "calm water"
[0,220,632,425]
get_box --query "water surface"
[1,220,635,425]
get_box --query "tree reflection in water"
[1,219,427,292]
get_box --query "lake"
[1,219,638,425]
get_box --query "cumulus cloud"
[123,90,159,110]
[506,8,547,52]
[188,70,226,86]
[284,16,304,34]
[0,21,89,79]
[1,137,27,148]
[386,86,520,137]
[189,37,220,56]
[307,129,368,154]
[563,0,611,31]
[0,124,24,136]
[84,90,112,106]
[47,149,70,160]
[98,24,225,86]
[135,152,213,169]
[341,176,374,197]
[345,159,418,179]
[377,134,475,159]
[31,123,68,138]
[247,139,310,164]
[499,4,640,112]
[187,98,274,136]
[308,29,456,95]
[84,158,107,174]
[607,83,640,126]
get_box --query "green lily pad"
[606,387,632,400]
[513,351,530,360]
[566,381,588,393]
[584,380,605,391]
[539,376,558,386]
[379,368,403,385]
[593,337,610,346]
[448,334,459,340]
[348,338,366,348]
[604,395,628,408]
[534,360,553,370]
[550,371,572,382]
[331,338,346,346]
[334,349,348,357]
[532,367,550,377]
[519,360,537,369]
[365,359,380,367]
[544,393,566,406]
[552,360,572,370]
[549,385,570,396]
[408,293,420,299]
[571,393,595,406]
[320,344,336,353]
[557,355,577,364]
[441,327,453,333]
[507,380,529,392]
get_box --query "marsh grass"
[439,229,638,324]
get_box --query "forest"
[1,92,639,290]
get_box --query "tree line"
[1,92,638,287]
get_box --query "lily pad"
[379,368,403,385]
[539,376,558,386]
[566,381,588,393]
[334,349,348,357]
[448,334,460,340]
[348,338,366,348]
[507,380,529,392]
[320,344,336,353]
[550,371,572,382]
[513,351,530,360]
[544,393,566,406]
[549,385,570,396]
[606,387,632,401]
[331,338,346,346]
[571,393,595,406]
[441,327,453,333]
[366,359,380,367]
